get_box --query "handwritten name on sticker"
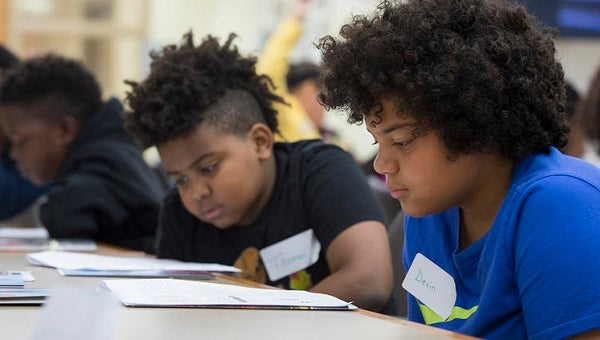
[414,269,436,293]
[402,253,456,320]
[265,251,307,268]
[260,229,321,282]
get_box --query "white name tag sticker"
[260,229,321,282]
[402,253,456,320]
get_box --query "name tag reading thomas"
[402,253,456,320]
[260,229,321,282]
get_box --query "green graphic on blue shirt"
[418,302,478,325]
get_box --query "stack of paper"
[98,279,357,310]
[0,227,96,252]
[27,251,240,278]
[0,227,48,239]
[0,227,49,251]
[0,288,51,305]
[0,272,25,287]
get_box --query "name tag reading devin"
[260,229,321,282]
[402,253,456,320]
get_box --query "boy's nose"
[373,151,398,176]
[192,183,210,201]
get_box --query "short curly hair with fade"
[0,54,102,125]
[125,32,284,149]
[318,0,568,160]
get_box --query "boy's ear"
[56,115,80,146]
[247,123,274,160]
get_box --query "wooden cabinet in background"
[4,0,148,98]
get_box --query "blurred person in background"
[559,82,585,158]
[580,64,600,168]
[0,54,163,252]
[256,0,322,143]
[287,61,348,150]
[0,45,48,223]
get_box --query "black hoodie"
[40,98,164,253]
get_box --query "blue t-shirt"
[0,152,46,219]
[403,147,600,339]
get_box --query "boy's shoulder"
[513,148,600,189]
[274,139,356,178]
[275,139,349,160]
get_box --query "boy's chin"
[24,173,45,187]
[195,215,236,230]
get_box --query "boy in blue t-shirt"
[317,0,600,338]
[123,32,394,313]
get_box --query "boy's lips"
[389,188,408,199]
[387,183,409,199]
[201,205,223,220]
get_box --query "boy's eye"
[393,138,414,148]
[173,175,189,187]
[199,163,218,175]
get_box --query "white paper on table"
[0,227,48,239]
[26,250,240,273]
[98,278,356,310]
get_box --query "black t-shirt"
[156,140,384,289]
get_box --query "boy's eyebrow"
[166,154,212,176]
[382,122,417,134]
[369,122,417,135]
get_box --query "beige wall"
[0,0,7,42]
[556,39,600,94]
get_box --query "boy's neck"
[236,155,277,228]
[458,155,515,250]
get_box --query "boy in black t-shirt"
[124,32,394,313]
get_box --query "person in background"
[559,82,585,157]
[580,64,600,168]
[256,0,321,142]
[0,54,163,253]
[286,61,348,149]
[317,0,600,338]
[0,45,47,221]
[124,31,394,313]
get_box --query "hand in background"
[291,0,313,22]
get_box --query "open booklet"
[57,269,215,280]
[27,251,240,278]
[98,279,357,311]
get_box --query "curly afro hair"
[125,32,284,149]
[580,65,600,154]
[318,0,568,160]
[0,54,102,124]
